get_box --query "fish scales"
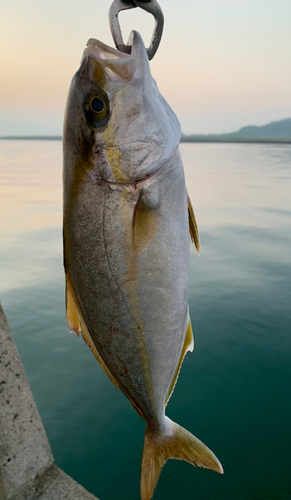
[65,173,155,421]
[134,150,190,414]
[63,30,222,500]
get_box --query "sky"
[1,0,291,134]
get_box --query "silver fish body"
[63,31,222,500]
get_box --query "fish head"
[63,31,181,185]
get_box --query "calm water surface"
[0,141,290,499]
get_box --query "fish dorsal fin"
[65,275,119,390]
[187,195,200,254]
[165,318,194,407]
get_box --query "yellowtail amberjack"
[63,30,223,500]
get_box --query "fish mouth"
[86,37,131,61]
[84,31,147,82]
[86,29,141,59]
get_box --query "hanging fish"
[63,30,222,500]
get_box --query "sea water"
[0,140,290,499]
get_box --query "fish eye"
[89,96,105,114]
[85,92,110,128]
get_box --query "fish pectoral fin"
[187,194,200,254]
[141,417,223,500]
[65,275,120,390]
[133,194,158,253]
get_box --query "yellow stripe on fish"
[92,58,106,89]
[106,146,129,182]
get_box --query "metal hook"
[109,0,164,60]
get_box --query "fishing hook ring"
[109,0,164,60]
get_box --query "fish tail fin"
[140,417,223,500]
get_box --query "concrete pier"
[0,302,100,500]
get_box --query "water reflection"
[0,141,62,236]
[0,141,290,500]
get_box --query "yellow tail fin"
[140,417,223,500]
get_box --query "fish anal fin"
[141,417,223,500]
[187,194,200,254]
[165,319,194,406]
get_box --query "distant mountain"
[181,118,291,143]
[0,120,61,137]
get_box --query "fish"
[63,30,223,500]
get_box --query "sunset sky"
[1,0,291,134]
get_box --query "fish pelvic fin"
[140,417,223,500]
[187,194,200,254]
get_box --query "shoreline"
[1,136,291,144]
